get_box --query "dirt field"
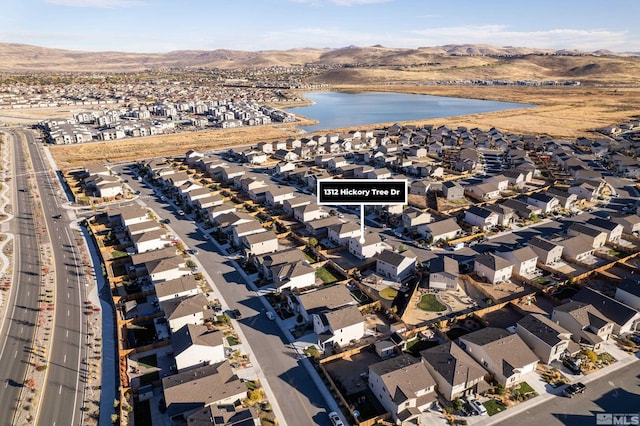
[6,84,640,168]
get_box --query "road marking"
[67,292,70,299]
[14,350,17,358]
[67,309,70,317]
[58,385,62,395]
[66,330,69,337]
[63,354,66,363]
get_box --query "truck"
[563,382,586,398]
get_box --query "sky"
[1,0,639,54]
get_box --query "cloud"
[45,0,146,8]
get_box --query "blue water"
[286,91,535,133]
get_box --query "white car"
[265,311,275,320]
[328,411,344,426]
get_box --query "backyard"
[417,294,447,312]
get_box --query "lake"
[286,91,535,133]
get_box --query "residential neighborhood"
[75,116,640,426]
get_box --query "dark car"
[52,214,62,219]
[563,357,582,374]
[563,382,586,398]
[231,309,242,319]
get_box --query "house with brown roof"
[154,275,200,302]
[368,354,437,424]
[376,249,417,282]
[560,235,596,262]
[241,231,278,256]
[567,223,607,248]
[459,328,539,387]
[289,284,357,322]
[528,236,563,266]
[160,293,209,333]
[572,287,640,335]
[272,260,316,291]
[254,247,308,280]
[424,218,461,243]
[145,255,191,283]
[516,314,572,364]
[495,246,538,277]
[420,342,489,401]
[186,406,259,426]
[294,203,328,223]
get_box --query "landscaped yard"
[379,287,398,300]
[483,399,506,416]
[417,294,447,312]
[405,338,439,356]
[137,354,158,369]
[227,335,240,346]
[315,267,339,284]
[533,277,550,285]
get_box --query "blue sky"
[1,0,639,53]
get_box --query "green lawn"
[379,287,398,300]
[111,250,129,259]
[315,267,339,284]
[515,381,536,395]
[417,294,447,312]
[533,277,550,285]
[227,335,240,346]
[483,399,506,416]
[303,346,321,359]
[405,338,439,356]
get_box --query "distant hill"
[0,42,638,85]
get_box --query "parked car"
[464,396,487,416]
[230,309,242,319]
[563,357,582,374]
[563,382,586,398]
[177,209,185,216]
[265,311,275,321]
[328,411,344,426]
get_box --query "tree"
[307,237,318,248]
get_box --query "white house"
[464,206,499,230]
[172,324,225,372]
[313,305,365,352]
[272,260,316,291]
[474,253,513,284]
[348,232,385,260]
[327,222,361,246]
[145,255,191,283]
[516,314,572,365]
[241,231,279,256]
[495,246,538,277]
[160,293,209,333]
[133,228,168,253]
[154,275,200,302]
[616,278,640,310]
[376,249,417,282]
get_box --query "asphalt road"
[121,166,335,426]
[24,131,87,426]
[0,130,42,425]
[493,359,640,426]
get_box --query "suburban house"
[305,216,343,238]
[551,301,614,350]
[126,220,161,240]
[526,192,560,214]
[288,284,356,322]
[254,247,308,280]
[154,275,200,302]
[546,187,578,210]
[568,181,602,202]
[231,220,266,247]
[241,231,279,256]
[612,215,640,236]
[368,354,437,424]
[144,255,191,283]
[283,195,314,214]
[464,206,499,230]
[501,199,542,219]
[161,361,246,422]
[484,204,515,227]
[474,253,513,284]
[265,185,296,206]
[214,211,254,235]
[160,293,210,333]
[327,221,361,246]
[424,218,461,243]
[272,260,316,291]
[132,228,168,253]
[401,207,432,234]
[428,256,459,291]
[376,249,417,282]
[293,203,328,223]
[572,287,640,335]
[313,305,366,352]
[206,204,236,222]
[110,205,149,227]
[442,181,465,201]
[348,232,385,260]
[459,328,539,388]
[465,182,501,201]
[495,246,538,277]
[420,342,489,401]
[585,218,624,243]
[616,278,640,310]
[528,236,563,266]
[516,313,572,364]
[561,235,597,262]
[172,324,225,372]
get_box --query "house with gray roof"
[348,232,385,260]
[546,187,578,210]
[526,192,560,214]
[424,218,461,243]
[459,327,539,387]
[160,293,209,333]
[561,235,596,262]
[241,231,278,256]
[442,180,464,201]
[186,405,259,426]
[172,323,225,372]
[133,228,168,254]
[254,247,307,280]
[484,204,515,227]
[313,305,365,352]
[376,249,417,282]
[551,301,614,350]
[516,314,572,364]
[464,206,498,230]
[420,342,489,401]
[289,284,357,322]
[528,236,563,266]
[145,255,190,283]
[586,217,624,243]
[429,256,459,291]
[495,246,538,277]
[368,354,436,424]
[572,287,640,335]
[162,361,246,421]
[154,275,200,302]
[272,260,315,291]
[327,221,361,246]
[474,253,513,284]
[616,278,640,310]
[612,215,640,236]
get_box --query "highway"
[20,129,87,426]
[0,130,43,425]
[120,165,335,426]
